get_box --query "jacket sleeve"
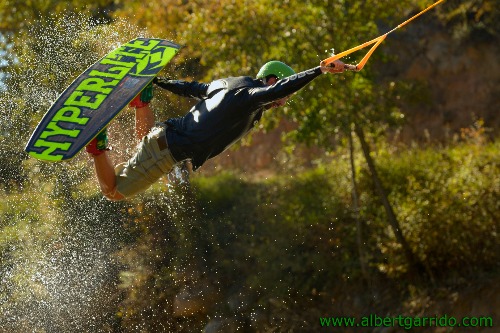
[248,66,323,106]
[154,77,209,100]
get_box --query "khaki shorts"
[115,125,177,198]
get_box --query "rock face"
[382,17,500,142]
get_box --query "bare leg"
[135,104,155,140]
[92,152,124,201]
[90,104,154,200]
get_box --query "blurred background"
[0,0,499,332]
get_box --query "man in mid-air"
[86,59,348,200]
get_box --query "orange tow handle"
[322,0,445,71]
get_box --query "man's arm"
[250,60,347,106]
[249,67,323,106]
[154,77,209,100]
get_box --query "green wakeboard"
[25,38,180,162]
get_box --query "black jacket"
[155,66,322,170]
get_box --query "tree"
[113,0,434,276]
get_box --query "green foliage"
[194,141,499,286]
[243,168,360,296]
[374,141,500,277]
[350,129,499,278]
[0,0,114,32]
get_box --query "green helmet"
[256,60,295,80]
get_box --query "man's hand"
[320,59,345,74]
[320,60,358,73]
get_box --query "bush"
[372,141,500,277]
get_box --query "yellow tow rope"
[322,0,446,71]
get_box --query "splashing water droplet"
[1,12,153,332]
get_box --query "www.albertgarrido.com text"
[319,314,493,330]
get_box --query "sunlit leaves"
[0,0,114,32]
